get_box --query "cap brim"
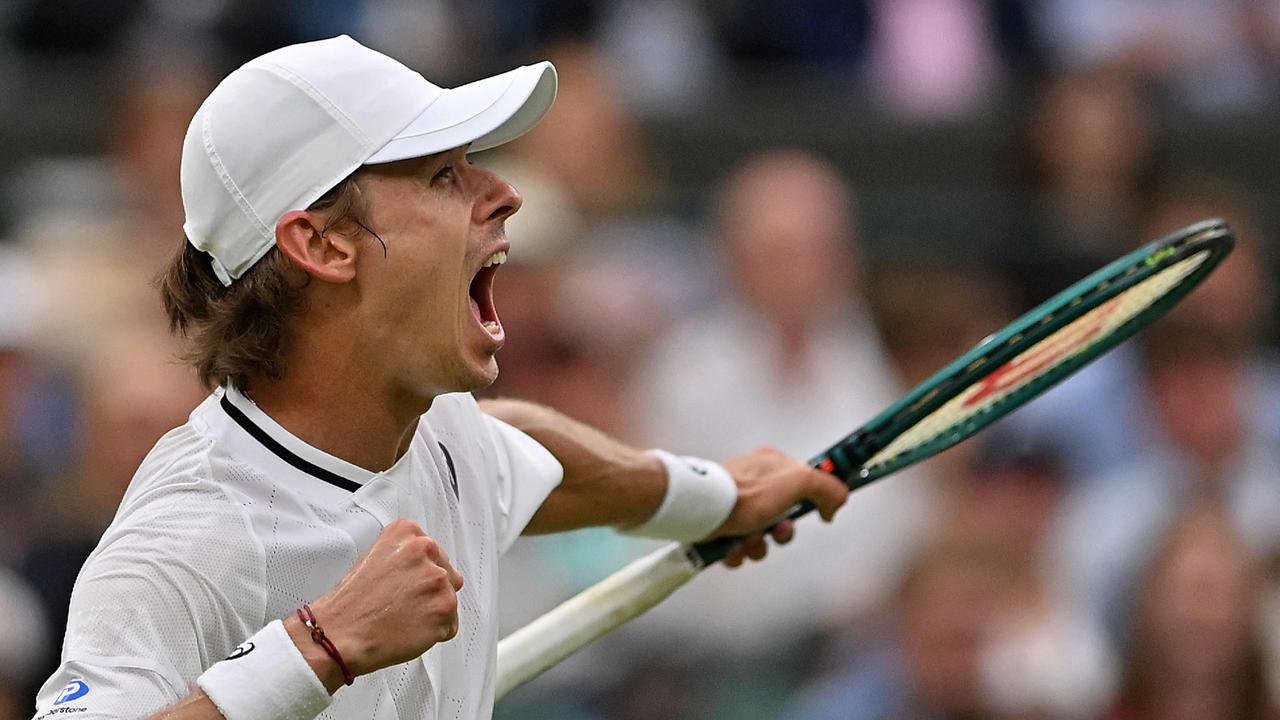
[366,61,556,164]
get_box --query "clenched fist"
[285,519,464,691]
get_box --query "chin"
[453,357,500,394]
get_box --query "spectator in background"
[871,262,1017,387]
[1103,504,1276,720]
[1140,179,1279,374]
[1031,0,1280,115]
[703,0,1039,119]
[985,70,1158,484]
[476,155,672,442]
[595,0,720,117]
[472,159,588,419]
[0,250,64,713]
[105,55,216,261]
[14,219,166,362]
[1052,306,1280,636]
[8,50,214,275]
[1019,69,1156,294]
[864,0,1037,119]
[948,434,1066,575]
[791,434,1114,720]
[960,436,1116,719]
[788,537,1016,720]
[0,247,66,559]
[634,150,895,459]
[503,39,660,222]
[627,149,935,668]
[20,326,201,701]
[486,39,694,426]
[0,566,48,720]
[1048,179,1280,636]
[2,47,216,548]
[870,261,1017,481]
[707,0,874,68]
[958,70,1152,482]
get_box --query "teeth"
[482,250,508,268]
[483,320,501,335]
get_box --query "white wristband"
[197,619,333,720]
[622,450,739,542]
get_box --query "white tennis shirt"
[33,386,563,719]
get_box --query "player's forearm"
[479,398,666,533]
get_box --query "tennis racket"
[496,218,1235,699]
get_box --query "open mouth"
[469,249,507,337]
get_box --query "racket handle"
[689,499,818,565]
[689,445,854,565]
[496,542,702,699]
[786,499,818,521]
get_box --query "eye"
[432,164,456,186]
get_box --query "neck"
[243,332,432,473]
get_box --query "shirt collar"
[219,384,376,491]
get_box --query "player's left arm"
[479,398,848,564]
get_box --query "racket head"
[692,219,1233,568]
[821,218,1235,486]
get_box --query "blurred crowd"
[5,1,1280,719]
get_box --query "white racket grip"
[496,541,703,699]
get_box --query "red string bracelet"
[297,603,355,686]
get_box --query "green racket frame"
[692,218,1234,566]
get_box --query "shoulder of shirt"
[120,418,222,506]
[72,408,270,624]
[426,391,482,414]
[421,391,486,432]
[418,392,514,476]
[103,411,266,566]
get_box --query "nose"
[476,166,522,224]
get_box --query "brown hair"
[159,174,374,390]
[1113,505,1271,720]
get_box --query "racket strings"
[888,255,1162,424]
[861,249,1212,473]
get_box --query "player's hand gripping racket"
[496,219,1235,699]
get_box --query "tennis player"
[32,36,849,720]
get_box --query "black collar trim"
[439,442,459,500]
[220,394,362,493]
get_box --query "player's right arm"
[37,518,462,720]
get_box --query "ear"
[274,210,359,283]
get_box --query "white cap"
[180,35,557,285]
